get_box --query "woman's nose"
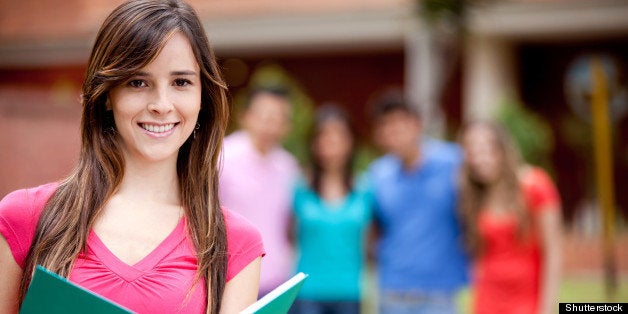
[147,88,174,114]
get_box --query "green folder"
[22,265,306,314]
[20,265,134,314]
[240,272,308,314]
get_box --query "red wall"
[0,67,84,197]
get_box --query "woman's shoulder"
[1,182,59,206]
[0,182,59,219]
[222,207,263,246]
[0,182,59,268]
[519,166,561,212]
[221,207,265,281]
[519,166,554,188]
[294,174,312,191]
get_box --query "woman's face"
[462,125,504,185]
[108,32,201,164]
[313,118,353,170]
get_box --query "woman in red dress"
[459,121,562,314]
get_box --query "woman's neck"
[117,157,181,206]
[319,169,348,202]
[483,181,512,212]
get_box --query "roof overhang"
[204,8,411,56]
[468,0,628,41]
[0,8,413,67]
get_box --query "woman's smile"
[139,122,179,137]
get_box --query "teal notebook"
[240,272,308,314]
[20,265,134,314]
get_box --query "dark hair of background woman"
[308,104,357,195]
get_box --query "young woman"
[459,121,562,314]
[0,1,263,313]
[290,105,373,314]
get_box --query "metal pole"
[589,57,617,300]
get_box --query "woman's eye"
[129,80,146,88]
[174,79,192,87]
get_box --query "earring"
[193,123,200,139]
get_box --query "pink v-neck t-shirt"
[0,182,265,313]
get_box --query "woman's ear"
[105,97,112,110]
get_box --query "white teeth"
[141,123,174,133]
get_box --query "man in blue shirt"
[367,91,469,314]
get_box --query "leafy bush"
[495,99,555,170]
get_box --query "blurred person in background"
[290,105,373,314]
[0,1,264,313]
[219,86,299,297]
[459,121,562,314]
[367,91,469,314]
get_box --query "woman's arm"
[537,206,562,314]
[0,234,21,313]
[220,257,262,314]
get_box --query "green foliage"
[454,277,628,313]
[494,99,555,170]
[419,0,465,23]
[353,144,380,174]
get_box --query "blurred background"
[1,0,626,309]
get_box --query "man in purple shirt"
[219,87,299,296]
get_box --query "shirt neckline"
[87,218,187,282]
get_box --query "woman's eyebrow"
[132,70,197,76]
[171,70,197,76]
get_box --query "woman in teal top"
[291,105,373,314]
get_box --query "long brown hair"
[458,121,528,256]
[308,104,357,195]
[19,1,230,313]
